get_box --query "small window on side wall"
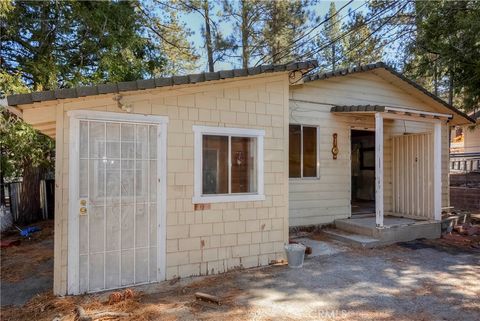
[193,126,265,203]
[289,124,318,178]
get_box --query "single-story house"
[6,61,474,296]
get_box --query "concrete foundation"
[323,216,441,247]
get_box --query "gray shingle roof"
[305,62,475,124]
[7,60,318,106]
[331,105,385,113]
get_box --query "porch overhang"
[331,105,453,122]
[332,105,444,228]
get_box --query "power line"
[266,0,371,66]
[297,0,403,62]
[253,0,356,67]
[338,1,412,63]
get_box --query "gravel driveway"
[2,236,479,321]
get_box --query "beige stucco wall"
[288,71,450,227]
[21,73,290,295]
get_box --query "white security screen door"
[68,111,167,294]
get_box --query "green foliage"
[0,108,54,181]
[406,0,480,112]
[1,1,169,91]
[342,12,384,67]
[262,0,314,64]
[316,2,344,70]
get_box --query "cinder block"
[257,114,271,126]
[269,230,283,242]
[230,99,246,112]
[167,225,189,239]
[260,219,271,231]
[239,87,258,101]
[166,266,178,279]
[260,242,274,254]
[223,209,239,221]
[236,112,248,124]
[178,94,195,107]
[190,224,213,237]
[241,255,259,268]
[232,245,250,258]
[166,239,178,253]
[225,221,245,234]
[220,234,237,246]
[271,218,283,230]
[239,208,256,220]
[269,92,284,105]
[167,252,189,267]
[202,210,223,223]
[189,250,202,263]
[198,109,211,121]
[175,173,192,186]
[246,220,260,232]
[226,258,241,270]
[212,222,224,235]
[249,244,260,255]
[202,248,218,261]
[195,94,217,109]
[179,237,201,251]
[220,111,236,123]
[255,102,266,114]
[179,263,200,278]
[237,232,251,245]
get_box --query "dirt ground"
[1,221,479,321]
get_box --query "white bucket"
[284,243,306,268]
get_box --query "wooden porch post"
[375,113,384,227]
[433,121,442,221]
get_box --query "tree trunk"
[332,43,336,71]
[203,0,214,72]
[241,0,249,69]
[448,70,454,105]
[18,164,42,225]
[0,145,6,207]
[270,3,279,63]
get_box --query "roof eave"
[7,60,318,107]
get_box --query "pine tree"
[262,0,314,64]
[173,0,236,72]
[316,2,344,71]
[342,12,384,67]
[222,0,265,69]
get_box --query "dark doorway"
[351,130,375,215]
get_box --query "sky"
[179,0,369,72]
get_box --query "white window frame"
[289,124,320,180]
[192,125,265,203]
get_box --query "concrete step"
[334,219,376,237]
[322,228,382,248]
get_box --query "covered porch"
[328,105,450,245]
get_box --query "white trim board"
[192,125,265,204]
[67,110,168,295]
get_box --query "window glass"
[289,125,301,178]
[303,126,317,177]
[202,135,228,194]
[289,125,318,178]
[231,137,257,193]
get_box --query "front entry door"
[68,111,167,294]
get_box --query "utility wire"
[254,0,355,66]
[297,0,404,63]
[266,0,371,66]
